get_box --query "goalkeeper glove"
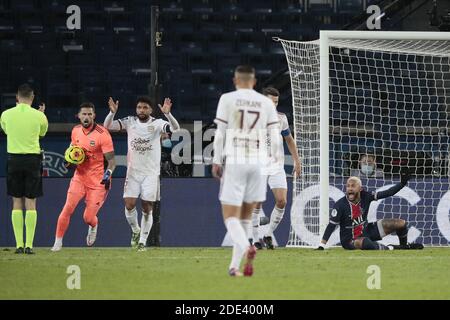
[101,169,112,189]
[400,167,411,186]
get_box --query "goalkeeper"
[51,103,115,251]
[317,168,424,250]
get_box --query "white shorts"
[219,163,267,206]
[123,173,160,202]
[268,170,287,190]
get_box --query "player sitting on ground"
[317,169,424,251]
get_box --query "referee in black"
[0,84,48,254]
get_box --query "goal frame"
[318,31,450,240]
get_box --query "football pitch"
[1,247,450,300]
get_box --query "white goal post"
[278,31,450,248]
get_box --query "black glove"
[101,169,112,190]
[400,167,411,186]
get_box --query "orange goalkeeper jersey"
[71,123,114,189]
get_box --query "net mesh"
[280,36,450,247]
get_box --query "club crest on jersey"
[148,126,155,133]
[90,140,95,147]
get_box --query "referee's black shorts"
[6,153,43,198]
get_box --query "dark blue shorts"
[342,221,383,250]
[362,222,382,241]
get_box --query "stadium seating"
[0,0,374,121]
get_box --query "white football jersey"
[214,88,279,164]
[118,116,169,176]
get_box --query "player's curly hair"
[136,95,154,107]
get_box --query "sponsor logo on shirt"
[351,204,364,238]
[131,137,153,155]
[352,215,365,227]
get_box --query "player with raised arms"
[212,65,281,276]
[317,169,424,251]
[104,96,180,251]
[51,102,116,251]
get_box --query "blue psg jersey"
[330,190,376,244]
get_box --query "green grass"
[1,247,450,299]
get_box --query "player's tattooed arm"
[104,151,116,173]
[101,151,116,188]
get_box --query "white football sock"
[53,237,63,247]
[241,219,252,241]
[225,217,250,271]
[252,208,261,242]
[267,206,285,236]
[139,211,153,245]
[125,207,140,233]
[229,243,244,270]
[51,237,63,252]
[225,217,249,252]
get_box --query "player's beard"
[137,114,150,122]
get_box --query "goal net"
[279,31,450,247]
